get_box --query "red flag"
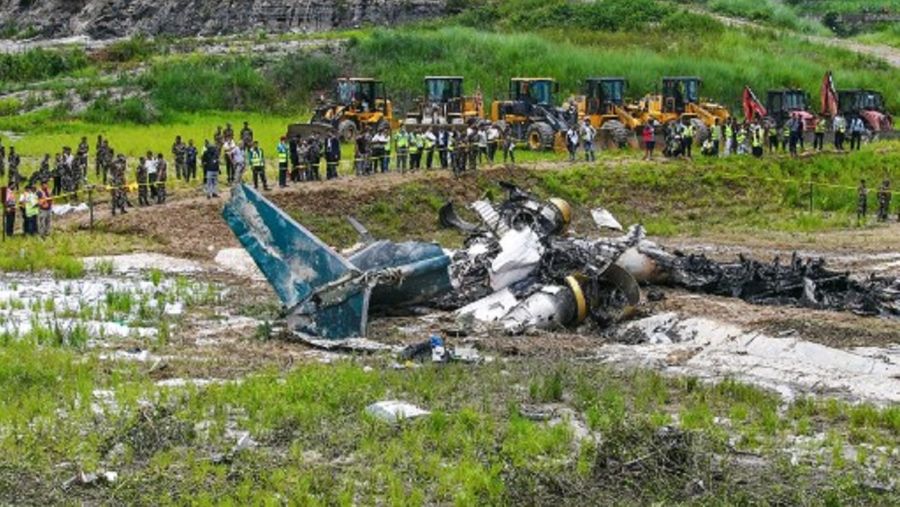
[742,86,767,122]
[820,71,838,116]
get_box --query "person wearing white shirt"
[145,151,158,201]
[565,126,579,162]
[580,119,596,162]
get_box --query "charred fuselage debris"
[643,250,900,318]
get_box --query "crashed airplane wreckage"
[222,183,899,340]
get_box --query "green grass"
[0,231,157,276]
[856,23,900,48]
[788,0,900,15]
[350,23,900,113]
[681,0,828,33]
[0,353,895,504]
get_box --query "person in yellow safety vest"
[4,186,16,236]
[424,127,436,170]
[751,123,763,158]
[276,137,289,188]
[813,116,827,151]
[723,121,734,156]
[711,118,721,156]
[409,131,423,171]
[382,128,392,172]
[19,184,39,236]
[248,141,269,191]
[447,131,456,169]
[393,127,409,173]
[833,113,846,150]
[681,120,694,159]
[736,125,747,155]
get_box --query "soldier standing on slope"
[857,179,868,225]
[876,180,891,222]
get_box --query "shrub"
[83,95,161,125]
[267,54,340,107]
[0,97,22,116]
[0,48,89,83]
[99,35,160,63]
[144,57,277,112]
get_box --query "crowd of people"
[654,112,869,161]
[346,121,522,177]
[0,111,896,239]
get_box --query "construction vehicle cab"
[637,76,730,143]
[306,77,395,141]
[404,76,483,128]
[838,89,893,132]
[662,77,701,114]
[766,88,816,130]
[577,77,641,147]
[491,78,570,150]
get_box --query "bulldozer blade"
[286,122,337,139]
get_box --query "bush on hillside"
[267,54,340,107]
[0,48,89,83]
[83,95,161,125]
[98,35,161,63]
[457,0,666,32]
[143,57,277,112]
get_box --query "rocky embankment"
[0,0,447,39]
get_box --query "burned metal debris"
[223,182,899,340]
[643,250,900,317]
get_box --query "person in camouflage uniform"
[61,147,77,198]
[454,132,468,176]
[136,156,149,206]
[172,135,186,181]
[7,147,21,188]
[240,121,254,149]
[877,180,892,222]
[28,154,52,187]
[155,153,168,204]
[76,136,89,173]
[857,179,868,224]
[98,139,111,185]
[214,126,224,151]
[109,154,127,215]
[52,153,63,195]
[95,135,104,178]
[0,139,5,178]
[467,129,478,172]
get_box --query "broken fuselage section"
[222,183,652,339]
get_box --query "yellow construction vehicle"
[635,76,730,141]
[490,78,572,150]
[404,76,483,130]
[573,77,643,147]
[290,77,396,142]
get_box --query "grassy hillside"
[350,23,899,111]
[2,1,899,135]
